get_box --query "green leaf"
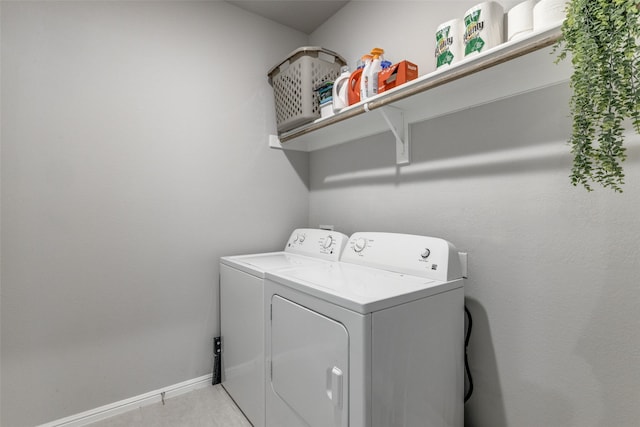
[557,0,639,192]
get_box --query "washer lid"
[221,252,328,278]
[266,262,462,314]
[220,229,348,277]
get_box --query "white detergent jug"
[332,66,350,112]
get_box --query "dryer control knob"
[421,248,431,259]
[323,235,334,249]
[298,234,306,243]
[354,238,367,252]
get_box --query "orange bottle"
[348,68,363,105]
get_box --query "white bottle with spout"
[364,48,384,99]
[359,54,373,101]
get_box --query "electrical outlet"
[212,337,222,385]
[213,337,221,355]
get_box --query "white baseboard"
[38,374,213,427]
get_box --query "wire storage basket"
[268,47,347,134]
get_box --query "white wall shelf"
[269,25,571,164]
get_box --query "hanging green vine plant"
[555,0,640,192]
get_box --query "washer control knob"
[298,234,306,243]
[354,238,367,253]
[323,235,334,249]
[421,248,431,259]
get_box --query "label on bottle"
[464,9,485,55]
[435,25,455,67]
[372,70,379,95]
[361,75,369,100]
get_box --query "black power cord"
[464,305,473,403]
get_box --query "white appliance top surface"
[220,252,327,278]
[266,261,462,314]
[219,228,349,278]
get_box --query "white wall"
[0,2,309,426]
[311,1,640,426]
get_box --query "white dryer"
[220,228,348,427]
[264,232,466,427]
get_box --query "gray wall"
[310,2,640,426]
[0,2,308,426]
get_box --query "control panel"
[285,228,349,261]
[343,232,464,281]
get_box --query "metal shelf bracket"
[378,106,410,165]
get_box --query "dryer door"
[270,295,349,427]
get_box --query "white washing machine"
[219,228,348,427]
[264,232,466,427]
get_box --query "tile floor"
[87,385,251,427]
